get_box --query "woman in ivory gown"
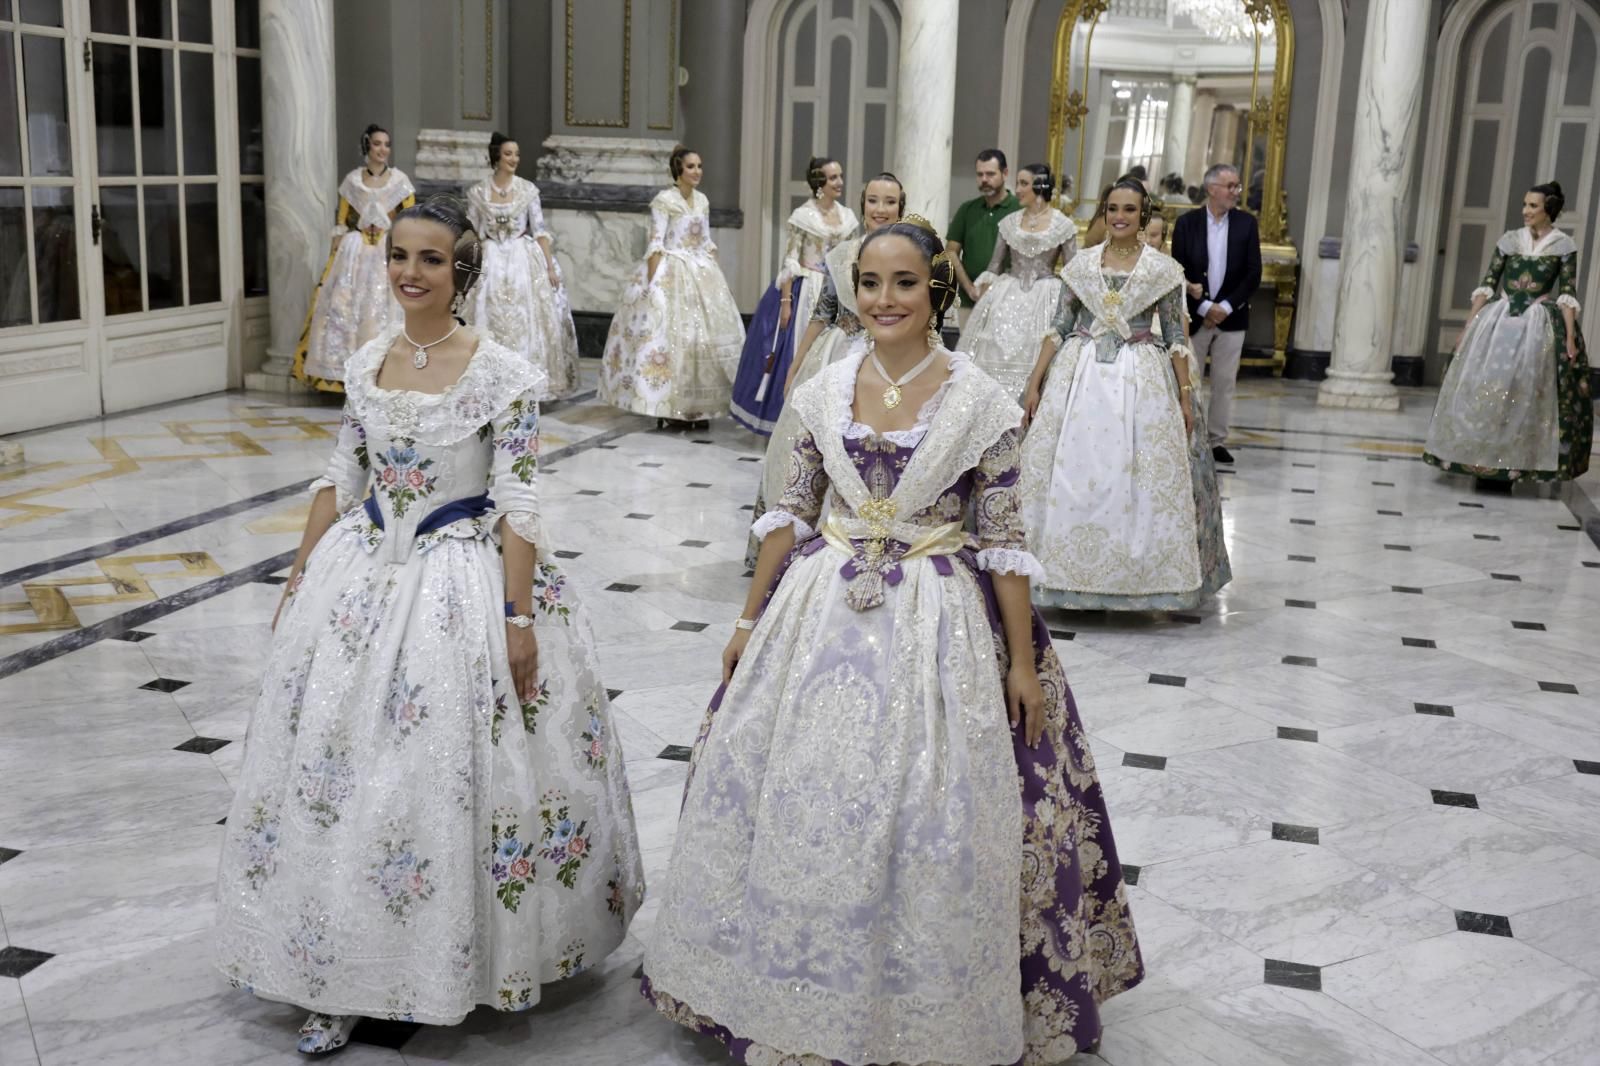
[216,197,644,1055]
[600,146,745,428]
[729,155,860,434]
[643,219,1143,1065]
[1424,180,1592,483]
[1021,179,1231,611]
[959,163,1078,398]
[465,132,580,399]
[294,124,417,392]
[743,172,905,566]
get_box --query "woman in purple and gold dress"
[643,218,1143,1065]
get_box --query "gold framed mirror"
[1046,0,1299,369]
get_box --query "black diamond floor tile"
[216,817,227,826]
[1048,629,1075,641]
[1122,864,1141,886]
[671,621,709,633]
[680,539,711,548]
[1459,501,1485,508]
[258,574,289,585]
[0,846,20,866]
[553,549,582,559]
[1454,910,1513,937]
[1557,523,1581,532]
[1263,959,1321,991]
[1277,727,1318,743]
[1431,789,1479,809]
[1288,554,1316,563]
[1415,702,1455,717]
[1392,586,1424,595]
[1123,752,1167,770]
[605,582,640,593]
[686,482,712,488]
[0,946,54,979]
[1292,462,1315,469]
[1290,518,1315,526]
[1282,655,1318,667]
[638,462,663,468]
[1401,637,1437,649]
[577,489,603,496]
[1377,509,1403,517]
[1285,599,1316,609]
[351,1018,425,1050]
[625,512,654,520]
[738,456,761,462]
[658,744,693,762]
[1372,480,1395,487]
[606,688,623,700]
[174,736,231,755]
[114,629,157,642]
[742,569,755,578]
[1475,534,1501,541]
[1585,561,1600,569]
[692,439,714,445]
[1170,614,1202,625]
[1292,488,1315,495]
[1383,544,1412,552]
[1575,760,1600,775]
[140,678,190,693]
[1490,573,1522,582]
[1511,620,1546,631]
[1272,822,1320,844]
[1148,673,1187,687]
[1538,681,1580,694]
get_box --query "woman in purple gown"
[642,218,1143,1065]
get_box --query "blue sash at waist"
[363,492,495,537]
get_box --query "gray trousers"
[1192,324,1247,445]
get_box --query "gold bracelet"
[1180,384,1194,394]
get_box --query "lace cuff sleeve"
[311,409,370,512]
[976,547,1044,577]
[489,388,545,551]
[1470,286,1495,301]
[1557,294,1581,313]
[750,509,816,542]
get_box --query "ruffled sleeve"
[645,197,670,258]
[1557,251,1581,313]
[1156,282,1194,359]
[975,227,1009,289]
[751,429,828,542]
[973,428,1043,576]
[309,408,370,513]
[527,185,551,240]
[778,216,806,285]
[1472,242,1507,301]
[489,387,548,551]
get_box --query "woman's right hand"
[1022,380,1042,429]
[778,300,793,330]
[271,572,303,632]
[721,628,752,685]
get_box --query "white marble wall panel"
[546,210,744,315]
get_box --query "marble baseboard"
[1284,350,1330,381]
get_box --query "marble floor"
[1,371,1598,1066]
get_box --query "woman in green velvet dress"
[1424,181,1592,482]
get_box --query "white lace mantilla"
[337,167,415,234]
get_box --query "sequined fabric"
[644,351,1143,1065]
[600,188,745,420]
[1022,244,1231,609]
[215,336,645,1023]
[1424,227,1593,481]
[961,209,1078,399]
[297,168,416,387]
[465,177,580,399]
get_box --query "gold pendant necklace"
[871,346,942,410]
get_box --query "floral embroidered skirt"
[214,523,645,1024]
[642,542,1144,1065]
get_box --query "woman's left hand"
[508,625,540,701]
[547,264,561,289]
[1007,661,1047,748]
[1180,391,1195,436]
[1567,336,1579,363]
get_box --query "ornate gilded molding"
[648,0,679,131]
[565,0,633,129]
[459,0,494,122]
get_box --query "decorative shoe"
[296,1012,357,1055]
[1211,445,1235,464]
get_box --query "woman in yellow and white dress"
[465,132,580,399]
[1021,179,1230,611]
[294,124,416,392]
[600,146,745,428]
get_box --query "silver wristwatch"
[507,614,534,629]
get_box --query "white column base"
[244,349,317,395]
[0,439,23,468]
[415,128,494,182]
[1317,367,1402,410]
[536,135,680,186]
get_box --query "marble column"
[247,0,337,392]
[1317,0,1427,410]
[892,0,959,223]
[681,0,744,208]
[1164,75,1196,185]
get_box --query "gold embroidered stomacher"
[822,498,966,612]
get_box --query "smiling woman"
[214,194,644,1055]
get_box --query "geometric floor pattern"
[1,370,1597,1065]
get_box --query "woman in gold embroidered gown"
[643,219,1143,1065]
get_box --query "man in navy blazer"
[1171,163,1262,464]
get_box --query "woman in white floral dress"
[216,196,644,1055]
[465,132,580,398]
[601,146,745,428]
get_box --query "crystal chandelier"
[1170,0,1274,43]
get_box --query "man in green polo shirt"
[946,148,1021,308]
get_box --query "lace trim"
[500,511,546,550]
[1470,286,1494,301]
[345,334,542,446]
[750,509,815,542]
[307,476,356,514]
[832,348,966,447]
[1557,294,1581,313]
[976,547,1044,577]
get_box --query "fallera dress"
[730,199,860,434]
[1424,226,1593,481]
[294,167,417,392]
[960,207,1079,399]
[601,187,745,421]
[216,332,645,1023]
[1021,244,1231,611]
[643,349,1144,1066]
[465,175,580,400]
[745,236,867,566]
